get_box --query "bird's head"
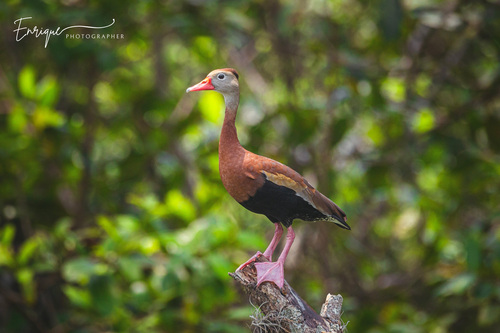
[186,68,239,95]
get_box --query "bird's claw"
[255,261,285,289]
[236,251,264,271]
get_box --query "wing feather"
[248,155,347,224]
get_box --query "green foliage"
[1,0,500,332]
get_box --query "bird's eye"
[217,73,225,80]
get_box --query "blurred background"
[1,0,499,332]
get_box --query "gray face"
[207,70,239,95]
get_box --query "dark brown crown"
[221,68,239,80]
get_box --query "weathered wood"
[229,255,346,333]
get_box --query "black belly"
[238,178,325,227]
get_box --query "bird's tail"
[312,191,350,230]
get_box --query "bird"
[186,68,350,289]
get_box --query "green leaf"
[18,235,40,265]
[97,215,120,239]
[0,225,15,267]
[8,103,28,133]
[198,91,224,124]
[366,120,385,146]
[18,65,36,99]
[416,166,441,192]
[63,257,98,285]
[207,253,232,280]
[17,268,35,304]
[412,108,435,133]
[193,36,216,59]
[1,224,15,246]
[464,232,481,272]
[165,190,196,222]
[63,285,92,309]
[118,256,143,281]
[236,231,266,250]
[32,106,65,130]
[381,77,405,102]
[36,75,60,107]
[89,275,116,316]
[0,245,13,267]
[437,273,476,297]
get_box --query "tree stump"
[229,255,346,333]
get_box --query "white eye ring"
[217,73,225,80]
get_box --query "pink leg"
[262,223,284,260]
[255,226,295,289]
[237,223,283,271]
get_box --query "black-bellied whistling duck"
[186,68,350,289]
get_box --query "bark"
[229,255,346,333]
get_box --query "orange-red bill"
[186,77,214,92]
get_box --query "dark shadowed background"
[1,0,499,332]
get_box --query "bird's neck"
[220,93,242,152]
